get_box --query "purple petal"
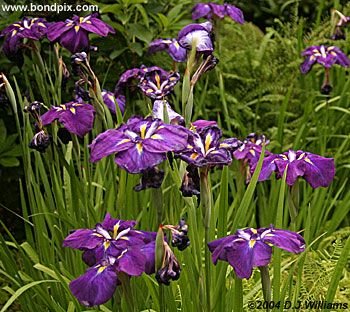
[152,100,185,125]
[211,4,225,19]
[63,229,102,250]
[117,249,146,276]
[302,154,335,188]
[114,147,166,173]
[300,56,317,74]
[226,239,254,279]
[89,129,134,162]
[59,28,89,53]
[140,241,155,274]
[260,228,305,254]
[208,235,235,264]
[46,21,71,42]
[178,22,213,52]
[225,4,245,24]
[251,241,272,267]
[101,213,136,232]
[80,16,115,36]
[57,103,95,137]
[69,264,119,306]
[192,3,212,20]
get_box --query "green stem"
[287,184,299,230]
[259,266,271,311]
[200,167,211,312]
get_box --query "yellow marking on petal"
[113,223,119,239]
[69,107,76,114]
[330,51,337,56]
[146,88,154,93]
[74,25,80,33]
[251,228,257,234]
[97,266,107,274]
[264,233,274,237]
[120,236,129,240]
[249,149,256,156]
[85,20,92,24]
[328,46,335,51]
[60,104,67,110]
[66,22,73,27]
[11,30,17,37]
[155,73,161,88]
[151,134,162,140]
[13,23,21,27]
[281,154,288,160]
[79,17,84,23]
[117,138,131,145]
[297,153,305,160]
[174,41,180,49]
[249,239,256,248]
[117,249,128,259]
[37,22,46,28]
[103,240,110,250]
[169,77,177,81]
[73,103,83,107]
[136,143,143,154]
[190,153,198,159]
[140,124,147,139]
[107,94,115,101]
[205,133,212,153]
[92,233,103,237]
[304,157,314,165]
[187,144,193,149]
[310,55,316,61]
[220,143,229,148]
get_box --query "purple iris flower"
[208,226,305,279]
[148,38,187,62]
[254,150,335,188]
[47,14,115,53]
[178,21,214,53]
[192,2,244,24]
[101,89,125,115]
[177,122,232,167]
[0,17,49,58]
[231,133,269,167]
[300,45,350,74]
[152,100,184,125]
[89,116,189,173]
[41,101,95,137]
[64,214,157,306]
[138,67,180,100]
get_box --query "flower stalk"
[200,166,211,312]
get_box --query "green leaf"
[128,23,153,43]
[20,242,39,264]
[0,280,57,312]
[0,157,20,167]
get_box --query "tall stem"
[200,167,211,312]
[259,266,271,311]
[287,184,299,230]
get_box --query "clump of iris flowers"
[0,17,49,64]
[192,2,244,24]
[253,149,335,188]
[300,45,350,94]
[208,226,305,279]
[47,13,115,53]
[63,214,157,306]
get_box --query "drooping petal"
[178,22,213,53]
[101,213,137,232]
[63,229,103,250]
[260,228,305,254]
[226,239,254,279]
[80,16,115,36]
[117,249,146,276]
[251,241,272,267]
[225,4,245,24]
[114,146,167,174]
[89,129,134,162]
[56,103,95,137]
[192,3,212,20]
[59,27,90,53]
[47,21,71,41]
[69,264,119,307]
[152,100,184,125]
[302,154,335,188]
